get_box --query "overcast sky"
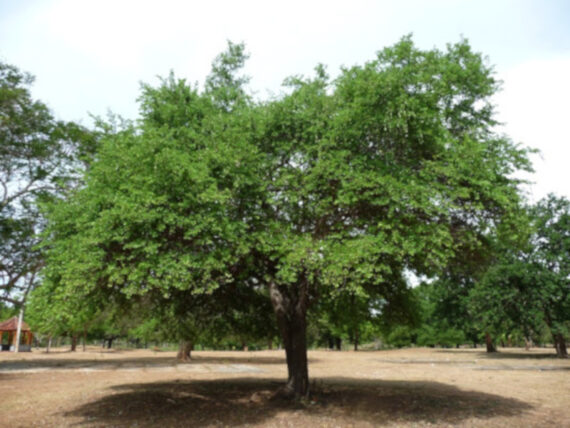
[1,0,569,202]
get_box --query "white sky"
[1,0,569,202]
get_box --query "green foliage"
[0,302,16,320]
[253,36,530,341]
[0,61,96,305]
[469,195,570,352]
[436,328,466,348]
[415,325,437,347]
[128,317,162,344]
[312,288,387,349]
[205,41,250,111]
[39,38,532,361]
[26,276,104,338]
[385,326,414,348]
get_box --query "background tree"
[0,301,16,320]
[470,195,569,358]
[412,196,532,353]
[0,61,96,351]
[531,196,570,357]
[26,274,106,351]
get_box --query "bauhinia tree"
[43,38,532,398]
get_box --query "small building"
[0,317,33,352]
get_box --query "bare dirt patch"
[0,347,568,427]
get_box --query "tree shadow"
[435,349,559,359]
[64,377,533,427]
[0,354,298,371]
[0,372,19,381]
[192,354,291,365]
[480,352,559,360]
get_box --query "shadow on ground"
[64,377,533,427]
[0,354,303,371]
[435,349,559,359]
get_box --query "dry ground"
[0,346,568,427]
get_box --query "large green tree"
[44,38,531,398]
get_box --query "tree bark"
[47,336,52,353]
[71,335,77,352]
[485,332,497,353]
[177,340,193,361]
[269,281,310,399]
[553,333,568,358]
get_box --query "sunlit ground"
[0,346,568,427]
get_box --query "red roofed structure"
[0,316,33,351]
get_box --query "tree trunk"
[177,340,193,361]
[335,337,342,351]
[353,328,359,351]
[545,312,568,358]
[524,337,532,350]
[14,306,24,353]
[269,281,310,399]
[47,336,52,353]
[107,338,114,349]
[71,335,77,352]
[485,333,497,353]
[83,327,87,352]
[267,339,273,350]
[553,333,568,358]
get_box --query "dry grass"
[0,346,568,427]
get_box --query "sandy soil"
[0,346,568,427]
